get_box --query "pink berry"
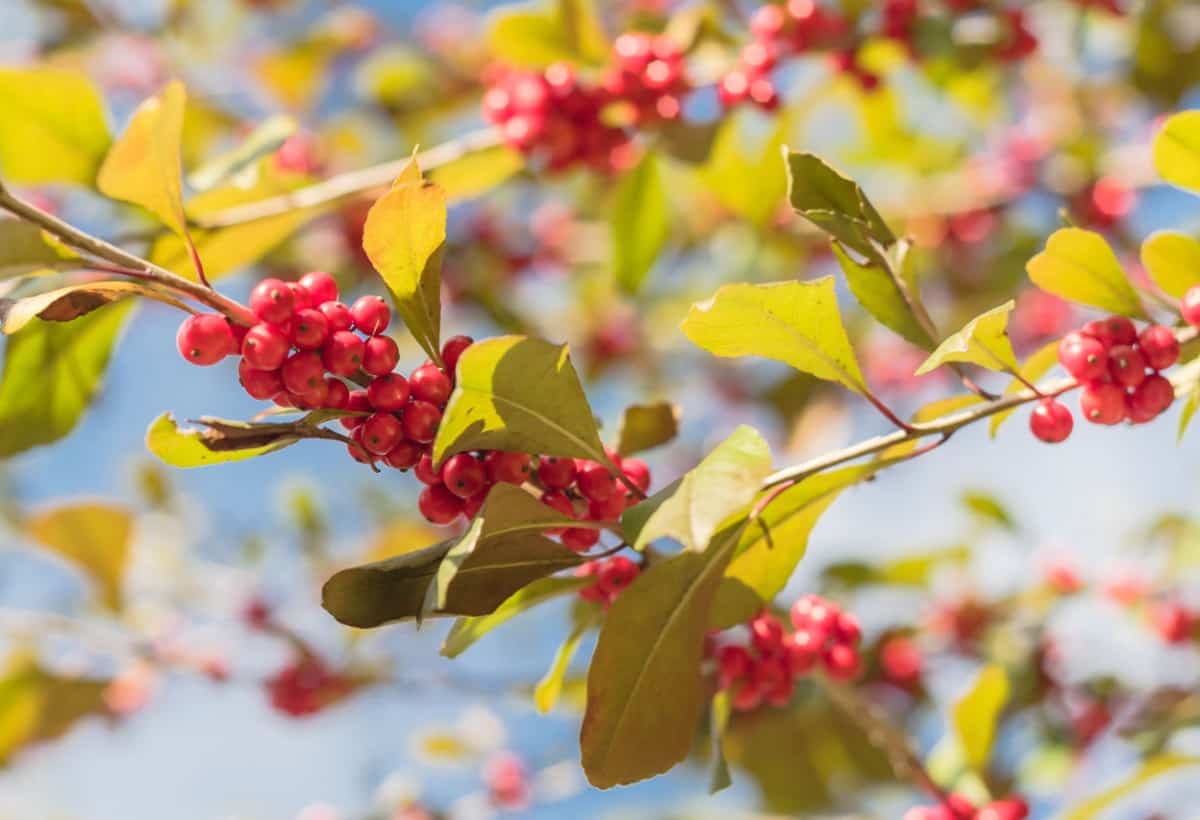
[1057,331,1108,381]
[1183,286,1200,327]
[410,364,453,405]
[361,335,399,377]
[1107,344,1147,388]
[750,3,787,40]
[367,373,410,411]
[441,453,487,499]
[485,451,532,484]
[538,456,578,489]
[250,278,294,324]
[402,400,442,443]
[318,301,353,332]
[298,271,338,305]
[1079,381,1127,425]
[419,484,463,525]
[576,461,616,502]
[1130,373,1174,420]
[441,335,474,375]
[238,360,283,400]
[360,413,405,456]
[176,314,236,366]
[1029,398,1074,443]
[280,351,326,396]
[290,308,330,350]
[350,295,390,335]
[562,527,600,552]
[1138,325,1179,370]
[384,441,422,470]
[340,390,370,430]
[322,331,365,376]
[242,323,291,370]
[324,378,350,410]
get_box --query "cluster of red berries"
[711,596,863,712]
[265,654,353,718]
[905,794,1028,820]
[600,32,690,124]
[576,555,640,608]
[1028,314,1181,443]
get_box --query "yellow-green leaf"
[1179,382,1200,443]
[2,281,184,334]
[785,152,896,259]
[0,67,112,186]
[534,609,596,713]
[1140,231,1200,299]
[989,340,1060,437]
[428,143,524,203]
[145,412,297,468]
[832,241,935,350]
[682,278,866,393]
[0,657,109,765]
[952,663,1009,773]
[441,576,587,659]
[916,301,1018,376]
[1026,228,1146,318]
[0,222,79,281]
[486,0,609,68]
[615,401,680,456]
[701,114,790,227]
[25,502,132,611]
[1153,110,1200,194]
[612,151,669,294]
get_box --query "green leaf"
[581,522,743,788]
[534,608,597,713]
[952,663,1009,773]
[0,67,112,186]
[145,413,298,468]
[1140,231,1200,299]
[823,546,971,590]
[1064,755,1200,820]
[612,151,669,295]
[25,503,132,611]
[708,691,733,794]
[701,114,790,227]
[1179,383,1200,443]
[0,301,131,457]
[682,279,867,393]
[615,401,680,456]
[486,0,609,68]
[784,152,896,260]
[362,157,446,364]
[97,80,189,238]
[322,538,456,629]
[988,340,1059,437]
[1153,110,1200,194]
[433,335,606,466]
[428,143,524,203]
[1026,228,1146,318]
[0,222,79,281]
[1,281,187,335]
[187,114,297,191]
[623,425,771,552]
[832,241,935,350]
[916,301,1018,376]
[441,576,587,659]
[960,490,1016,531]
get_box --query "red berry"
[415,454,441,485]
[410,364,453,405]
[384,440,421,470]
[822,643,861,680]
[242,323,291,370]
[620,458,651,493]
[485,451,532,484]
[402,400,442,443]
[1138,324,1180,370]
[576,461,616,502]
[879,635,923,687]
[290,308,330,350]
[298,271,338,305]
[717,70,749,107]
[1029,398,1074,443]
[238,360,283,400]
[366,373,410,411]
[750,3,787,40]
[1080,381,1127,425]
[782,632,818,676]
[978,797,1029,820]
[541,490,576,535]
[350,295,390,335]
[462,490,488,520]
[360,413,404,456]
[716,644,752,689]
[287,281,312,311]
[361,335,399,376]
[441,335,474,375]
[1083,315,1137,347]
[250,278,294,324]
[441,454,488,499]
[318,301,353,332]
[537,456,578,489]
[731,678,763,712]
[835,611,862,645]
[1107,344,1147,388]
[1183,286,1200,327]
[1057,331,1108,381]
[324,378,350,410]
[281,351,326,396]
[1151,603,1193,644]
[419,484,463,525]
[749,613,785,653]
[340,390,370,430]
[588,493,627,521]
[322,331,365,376]
[176,314,236,366]
[347,437,373,464]
[1130,373,1174,420]
[289,379,328,408]
[562,527,600,552]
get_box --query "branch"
[191,127,506,229]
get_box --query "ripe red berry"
[1029,398,1074,443]
[318,301,353,332]
[1138,324,1180,370]
[538,456,578,489]
[410,364,453,406]
[562,527,600,552]
[402,400,442,443]
[1151,603,1193,644]
[1107,344,1147,388]
[1184,286,1200,327]
[485,451,532,484]
[822,643,862,680]
[360,413,404,456]
[415,454,441,485]
[782,632,818,677]
[350,295,390,335]
[716,644,752,689]
[750,3,787,40]
[978,797,1029,820]
[1057,331,1108,381]
[1130,373,1174,420]
[290,308,330,350]
[322,331,365,376]
[1084,315,1137,347]
[290,377,329,408]
[541,490,576,536]
[176,314,236,365]
[419,484,463,525]
[340,390,370,430]
[621,458,651,493]
[589,493,628,522]
[241,323,290,370]
[835,611,862,645]
[366,373,410,411]
[749,613,786,653]
[324,378,350,410]
[441,454,488,499]
[576,461,616,502]
[1079,381,1127,425]
[287,282,312,311]
[238,360,283,400]
[441,335,474,375]
[717,70,749,107]
[281,351,326,396]
[462,491,488,520]
[384,441,421,470]
[298,271,338,305]
[347,437,373,464]
[361,335,399,377]
[250,278,294,324]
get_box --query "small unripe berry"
[1107,344,1147,388]
[298,271,338,305]
[324,378,350,410]
[1029,398,1074,443]
[576,461,616,502]
[361,335,399,376]
[1183,286,1200,327]
[366,373,410,411]
[485,451,532,484]
[318,301,353,332]
[350,295,390,335]
[238,360,283,400]
[441,454,488,499]
[1057,331,1108,381]
[384,441,422,470]
[290,308,330,350]
[339,390,370,430]
[281,351,326,396]
[1080,381,1127,425]
[360,412,405,455]
[1130,373,1174,419]
[419,484,463,525]
[538,456,578,489]
[322,331,365,376]
[410,364,453,405]
[242,323,291,370]
[441,335,474,375]
[250,278,294,324]
[415,454,441,485]
[562,527,600,552]
[177,314,236,365]
[1138,324,1180,370]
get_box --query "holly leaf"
[615,401,680,456]
[622,425,770,552]
[0,302,132,457]
[1026,228,1147,318]
[97,80,189,238]
[682,278,867,393]
[433,335,607,467]
[534,607,597,713]
[784,151,895,260]
[145,413,300,468]
[1153,110,1200,194]
[952,663,1009,774]
[0,222,79,281]
[916,301,1018,376]
[988,340,1060,436]
[1140,231,1200,299]
[832,240,936,350]
[362,156,446,363]
[0,67,112,186]
[612,151,669,295]
[25,503,132,611]
[442,576,588,659]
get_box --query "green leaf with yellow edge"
[615,401,680,456]
[535,608,598,713]
[784,152,896,260]
[952,663,1009,774]
[428,143,524,203]
[701,114,790,227]
[0,656,109,765]
[2,281,188,334]
[1026,228,1146,318]
[989,339,1060,437]
[145,412,298,468]
[581,521,744,788]
[25,502,132,611]
[832,241,935,350]
[0,222,79,281]
[433,335,607,467]
[682,278,867,393]
[486,0,609,68]
[0,301,132,457]
[97,80,189,238]
[1141,231,1200,299]
[0,67,111,186]
[622,425,771,552]
[362,156,446,363]
[612,151,669,295]
[708,691,733,794]
[1064,755,1200,820]
[1153,111,1200,194]
[441,576,588,659]
[916,301,1018,376]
